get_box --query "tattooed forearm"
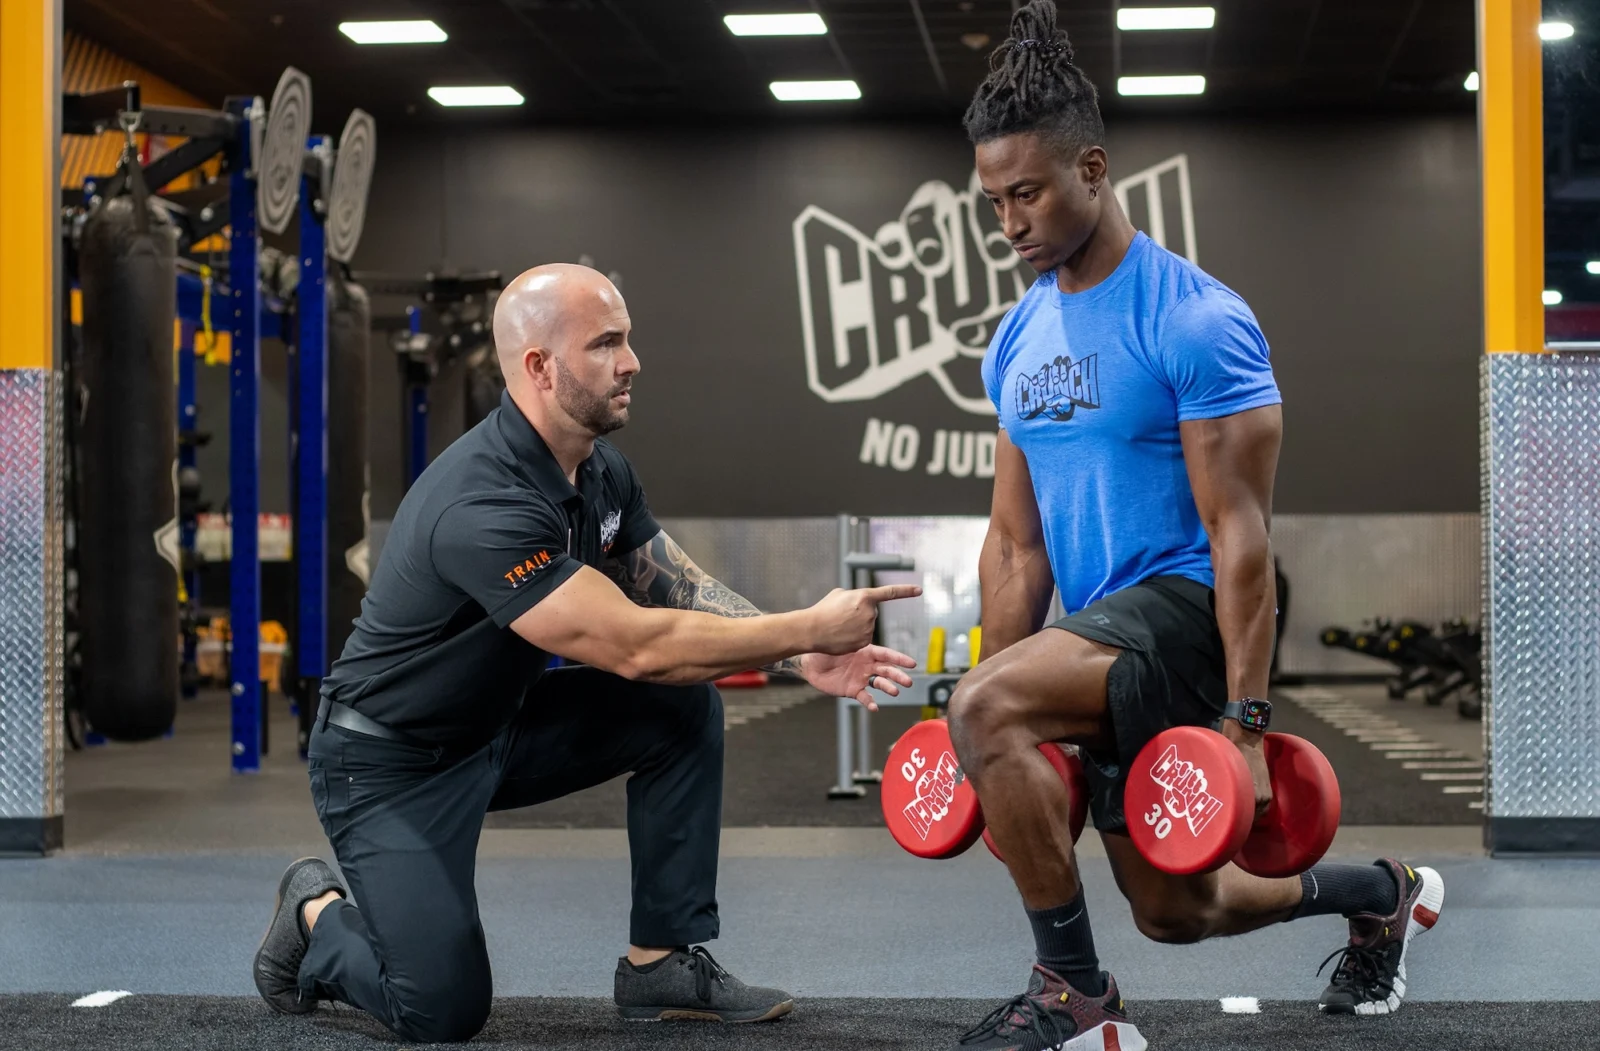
[606,531,803,676]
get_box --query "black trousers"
[299,667,725,1043]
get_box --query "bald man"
[253,265,921,1041]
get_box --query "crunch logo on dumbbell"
[1148,744,1227,837]
[901,751,962,841]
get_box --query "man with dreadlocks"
[945,3,1445,1048]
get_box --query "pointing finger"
[862,584,922,603]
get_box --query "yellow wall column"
[0,0,61,369]
[1478,0,1544,354]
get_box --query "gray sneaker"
[615,946,793,1023]
[252,857,345,1015]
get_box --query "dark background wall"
[196,114,1482,520]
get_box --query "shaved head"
[493,263,623,381]
[493,263,640,444]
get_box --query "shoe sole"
[253,857,323,1016]
[1320,865,1445,1017]
[1055,1021,1148,1051]
[619,999,794,1024]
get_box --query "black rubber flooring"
[7,996,1589,1050]
[485,684,1472,830]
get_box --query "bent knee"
[1130,905,1212,945]
[947,667,1031,776]
[683,683,724,746]
[392,987,492,1044]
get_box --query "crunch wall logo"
[505,551,554,588]
[792,155,1197,474]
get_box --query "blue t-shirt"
[981,233,1281,614]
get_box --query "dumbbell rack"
[826,516,966,798]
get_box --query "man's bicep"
[432,500,576,627]
[508,565,654,667]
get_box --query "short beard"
[554,356,629,436]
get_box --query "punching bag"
[326,273,370,665]
[77,193,180,740]
[463,344,505,429]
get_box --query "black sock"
[1290,862,1400,920]
[1026,888,1103,996]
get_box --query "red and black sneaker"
[1317,859,1445,1016]
[956,965,1146,1051]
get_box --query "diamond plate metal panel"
[655,517,839,616]
[1485,353,1600,819]
[0,370,65,820]
[1271,514,1482,675]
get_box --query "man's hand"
[796,646,918,711]
[1227,729,1273,817]
[804,585,922,655]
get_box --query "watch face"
[1241,698,1271,731]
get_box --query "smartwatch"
[1222,697,1272,733]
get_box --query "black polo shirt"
[322,391,659,745]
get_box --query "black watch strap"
[1223,697,1271,733]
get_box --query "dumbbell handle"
[844,553,915,572]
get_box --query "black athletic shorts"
[1049,574,1229,834]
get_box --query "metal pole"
[177,317,199,698]
[405,306,428,488]
[853,516,878,783]
[828,514,865,798]
[830,696,863,798]
[228,98,262,774]
[295,136,330,760]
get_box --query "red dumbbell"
[1123,726,1340,878]
[983,743,1089,863]
[880,718,986,859]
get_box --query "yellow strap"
[197,264,218,360]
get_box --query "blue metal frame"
[228,99,263,774]
[296,136,330,748]
[406,306,429,488]
[177,272,281,340]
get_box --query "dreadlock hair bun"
[963,0,1104,156]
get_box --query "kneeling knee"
[1131,906,1211,945]
[683,683,724,748]
[393,986,492,1043]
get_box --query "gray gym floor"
[8,685,1590,1050]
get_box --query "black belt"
[316,698,428,747]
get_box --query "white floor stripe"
[1281,688,1485,807]
[1468,800,1485,809]
[71,991,132,1008]
[1220,997,1261,1014]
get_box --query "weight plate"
[257,67,312,235]
[328,109,376,263]
[880,718,984,860]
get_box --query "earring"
[1089,185,1099,199]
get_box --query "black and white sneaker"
[1317,859,1444,1016]
[614,947,793,1023]
[252,857,344,1015]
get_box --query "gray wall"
[197,115,1484,522]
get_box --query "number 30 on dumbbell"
[1125,725,1341,878]
[882,719,1341,880]
[879,719,1086,861]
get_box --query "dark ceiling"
[67,0,1478,129]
